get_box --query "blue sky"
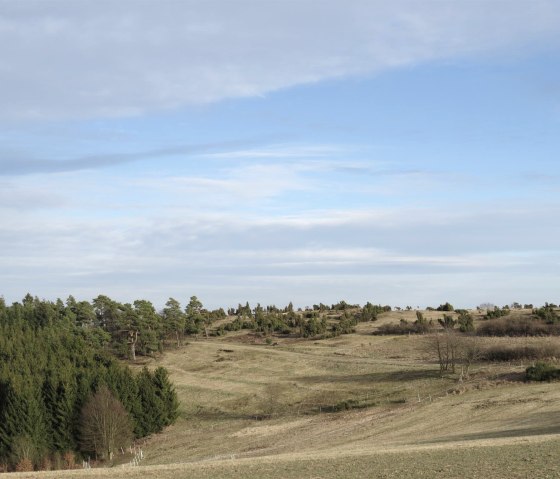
[1,1,559,309]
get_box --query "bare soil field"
[7,309,560,478]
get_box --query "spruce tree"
[153,367,179,426]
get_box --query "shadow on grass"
[299,369,441,384]
[491,371,527,382]
[195,411,280,421]
[426,411,560,443]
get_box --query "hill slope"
[9,311,560,478]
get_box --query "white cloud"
[1,197,559,307]
[0,1,558,120]
[200,144,344,160]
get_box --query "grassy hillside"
[7,309,560,478]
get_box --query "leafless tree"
[79,386,133,462]
[426,331,461,374]
[457,335,483,380]
[427,332,482,378]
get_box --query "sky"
[1,1,559,310]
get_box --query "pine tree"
[163,298,185,347]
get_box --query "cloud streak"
[0,138,271,175]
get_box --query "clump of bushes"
[358,302,387,321]
[302,316,328,338]
[484,306,510,319]
[526,362,560,381]
[376,317,434,335]
[222,317,253,332]
[331,317,357,337]
[533,304,559,324]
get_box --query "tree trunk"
[129,330,138,361]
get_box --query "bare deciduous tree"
[427,333,482,378]
[79,386,132,462]
[426,331,461,374]
[457,335,483,380]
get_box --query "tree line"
[24,294,391,359]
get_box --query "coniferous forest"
[0,294,178,471]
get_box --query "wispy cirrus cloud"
[200,144,344,160]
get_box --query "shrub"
[376,318,434,335]
[223,317,252,331]
[62,451,78,469]
[302,316,328,338]
[533,305,559,324]
[39,456,52,471]
[526,362,560,381]
[15,458,33,472]
[485,306,510,319]
[359,302,386,322]
[457,310,475,332]
[438,314,457,330]
[436,302,454,312]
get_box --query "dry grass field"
[8,310,560,478]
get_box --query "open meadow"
[8,309,560,478]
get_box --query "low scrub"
[533,304,560,324]
[526,362,560,381]
[477,317,560,337]
[484,306,510,319]
[320,398,378,413]
[483,343,560,361]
